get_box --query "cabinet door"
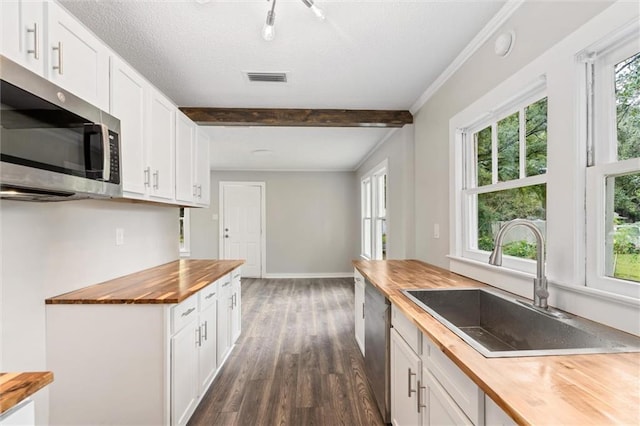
[110,56,148,196]
[195,127,211,206]
[171,319,199,426]
[354,274,365,355]
[1,0,44,75]
[175,111,196,204]
[391,329,421,426]
[216,277,232,362]
[147,89,175,201]
[198,302,217,394]
[46,1,109,110]
[485,395,517,426]
[231,273,241,343]
[423,369,473,426]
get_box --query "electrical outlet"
[116,228,124,246]
[433,223,440,239]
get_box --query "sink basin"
[402,288,640,358]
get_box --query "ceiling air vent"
[246,72,288,83]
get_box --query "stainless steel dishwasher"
[364,278,391,423]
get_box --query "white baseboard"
[262,272,354,279]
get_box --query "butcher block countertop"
[0,372,53,414]
[354,259,640,426]
[46,259,244,304]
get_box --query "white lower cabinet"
[171,310,200,426]
[354,269,365,355]
[390,303,485,426]
[231,269,242,342]
[391,329,422,426]
[484,395,517,426]
[46,268,241,426]
[217,275,232,363]
[170,282,219,426]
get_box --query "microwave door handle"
[100,123,110,182]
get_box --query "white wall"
[414,0,640,334]
[189,171,359,276]
[414,0,612,268]
[356,125,415,259]
[0,200,178,424]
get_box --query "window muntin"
[361,178,372,259]
[464,95,548,267]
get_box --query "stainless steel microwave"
[0,55,122,201]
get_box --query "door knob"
[224,234,229,238]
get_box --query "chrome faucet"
[488,219,549,310]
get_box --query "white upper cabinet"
[195,127,211,206]
[147,89,176,201]
[110,55,148,196]
[45,1,109,111]
[1,0,45,75]
[175,111,197,204]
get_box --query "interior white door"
[222,184,262,277]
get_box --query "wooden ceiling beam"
[179,107,413,128]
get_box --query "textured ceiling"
[60,0,506,171]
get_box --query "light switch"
[433,223,440,239]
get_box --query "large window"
[361,161,387,260]
[586,27,640,296]
[461,91,548,271]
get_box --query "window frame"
[360,159,388,260]
[458,86,548,274]
[583,23,640,297]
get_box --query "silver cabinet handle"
[181,307,196,317]
[193,184,198,197]
[229,296,234,309]
[198,185,202,198]
[204,291,216,300]
[27,23,39,59]
[362,303,365,319]
[144,167,151,187]
[52,41,63,74]
[408,368,417,397]
[202,321,208,341]
[152,170,159,189]
[418,381,426,413]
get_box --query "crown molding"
[410,0,526,114]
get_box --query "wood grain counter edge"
[46,259,245,305]
[0,372,54,414]
[353,259,640,426]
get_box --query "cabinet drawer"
[423,337,483,425]
[199,281,218,311]
[231,268,241,280]
[171,294,198,334]
[391,304,421,354]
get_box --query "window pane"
[606,172,640,283]
[497,112,520,182]
[363,218,372,257]
[363,179,371,217]
[615,52,640,161]
[525,97,548,176]
[179,207,185,250]
[475,126,492,186]
[374,218,387,260]
[377,173,387,217]
[477,184,546,260]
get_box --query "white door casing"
[220,182,265,277]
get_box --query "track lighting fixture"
[261,0,326,41]
[301,0,326,21]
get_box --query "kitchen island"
[46,259,243,426]
[354,259,640,425]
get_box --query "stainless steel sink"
[402,288,640,358]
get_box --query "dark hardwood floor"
[188,278,384,426]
